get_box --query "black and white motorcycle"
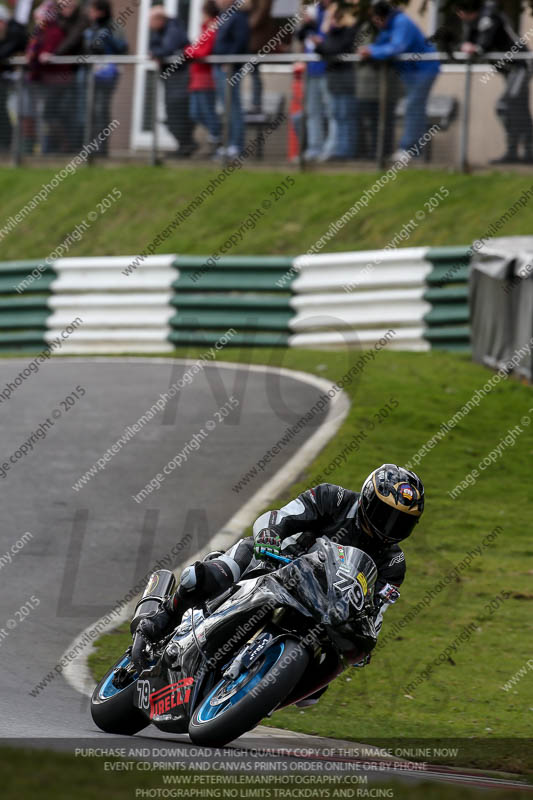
[91,537,378,746]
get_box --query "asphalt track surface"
[0,358,530,794]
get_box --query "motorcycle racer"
[135,464,425,677]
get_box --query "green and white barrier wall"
[172,256,294,348]
[0,259,57,351]
[0,246,471,353]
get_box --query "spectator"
[149,4,195,158]
[456,0,533,163]
[315,1,359,160]
[83,0,127,155]
[248,0,270,112]
[0,5,27,152]
[354,19,400,159]
[213,0,250,158]
[185,0,221,154]
[55,0,88,53]
[359,0,440,162]
[298,1,337,162]
[26,0,69,153]
[248,0,292,112]
[354,19,379,158]
[51,0,89,150]
[248,0,294,113]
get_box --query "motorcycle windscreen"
[332,543,378,601]
[277,538,378,626]
[322,539,377,617]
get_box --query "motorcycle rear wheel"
[188,637,309,746]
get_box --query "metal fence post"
[299,65,308,172]
[459,59,472,173]
[83,64,95,164]
[376,61,389,169]
[223,65,232,166]
[151,68,161,166]
[11,68,24,167]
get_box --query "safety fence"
[3,51,533,171]
[0,245,471,353]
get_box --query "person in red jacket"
[25,1,69,153]
[185,0,221,152]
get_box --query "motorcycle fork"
[236,605,283,655]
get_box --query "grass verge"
[1,167,533,258]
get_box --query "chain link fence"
[1,51,532,170]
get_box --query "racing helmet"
[357,464,424,544]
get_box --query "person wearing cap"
[0,5,27,151]
[358,0,440,163]
[456,0,533,163]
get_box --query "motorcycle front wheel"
[188,637,309,746]
[91,653,148,735]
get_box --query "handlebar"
[263,551,293,565]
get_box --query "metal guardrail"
[3,50,532,170]
[8,50,533,62]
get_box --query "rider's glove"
[352,653,372,668]
[253,528,282,560]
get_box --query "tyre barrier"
[0,246,471,352]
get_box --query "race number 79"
[333,567,365,611]
[137,679,150,710]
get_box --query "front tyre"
[91,654,148,735]
[189,637,309,746]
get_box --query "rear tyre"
[188,637,309,746]
[91,654,148,735]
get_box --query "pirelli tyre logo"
[137,678,194,719]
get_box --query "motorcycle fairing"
[132,537,379,734]
[269,538,379,653]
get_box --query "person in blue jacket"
[358,0,440,161]
[213,0,250,158]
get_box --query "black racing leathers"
[172,483,406,640]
